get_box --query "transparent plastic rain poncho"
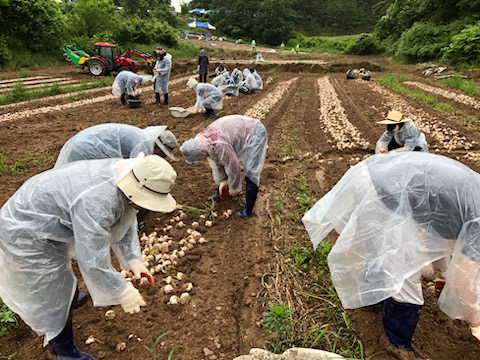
[195,115,267,193]
[154,53,172,94]
[112,71,143,98]
[223,68,243,96]
[211,71,230,88]
[54,124,167,168]
[0,157,143,345]
[302,152,480,324]
[375,120,428,154]
[241,68,259,92]
[252,71,263,90]
[194,83,223,110]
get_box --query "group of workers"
[0,112,268,359]
[304,110,480,358]
[1,49,479,359]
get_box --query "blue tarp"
[187,21,216,30]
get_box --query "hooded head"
[155,130,178,160]
[117,155,177,213]
[186,77,198,89]
[179,138,206,164]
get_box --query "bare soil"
[0,47,480,360]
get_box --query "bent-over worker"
[179,115,268,218]
[112,70,144,106]
[0,155,177,360]
[302,152,480,358]
[186,77,223,119]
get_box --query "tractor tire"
[88,60,107,76]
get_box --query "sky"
[171,0,192,12]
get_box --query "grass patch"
[0,153,53,175]
[380,74,456,114]
[294,176,316,220]
[0,78,112,105]
[440,76,480,97]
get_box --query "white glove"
[128,259,154,287]
[229,188,241,196]
[119,282,146,314]
[470,324,480,342]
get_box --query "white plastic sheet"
[302,152,480,323]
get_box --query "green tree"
[0,0,66,53]
[66,0,120,39]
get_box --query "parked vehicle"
[64,42,156,76]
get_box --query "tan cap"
[117,155,176,213]
[376,110,409,124]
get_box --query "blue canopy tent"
[189,8,210,15]
[187,21,216,30]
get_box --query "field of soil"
[1,45,480,360]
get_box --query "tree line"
[0,0,479,67]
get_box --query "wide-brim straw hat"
[376,110,409,125]
[117,155,176,213]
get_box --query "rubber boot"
[121,93,127,105]
[205,107,216,119]
[72,290,89,309]
[48,314,96,359]
[164,93,169,105]
[237,177,259,218]
[155,93,161,104]
[382,298,422,358]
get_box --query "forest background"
[0,0,479,69]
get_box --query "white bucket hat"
[186,77,198,88]
[117,155,177,213]
[155,130,178,160]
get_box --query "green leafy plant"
[294,177,316,220]
[262,303,294,354]
[144,332,171,360]
[0,301,18,337]
[273,192,284,213]
[0,353,17,360]
[289,246,313,270]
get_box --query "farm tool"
[64,42,156,76]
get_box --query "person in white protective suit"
[248,66,263,90]
[186,77,223,119]
[0,155,176,360]
[240,68,260,93]
[153,47,172,105]
[54,123,178,233]
[302,152,480,358]
[179,115,268,218]
[54,124,178,168]
[375,110,428,154]
[112,70,144,106]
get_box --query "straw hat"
[117,155,176,213]
[155,130,178,160]
[376,110,409,125]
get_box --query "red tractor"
[64,42,156,76]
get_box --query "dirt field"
[1,49,480,360]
